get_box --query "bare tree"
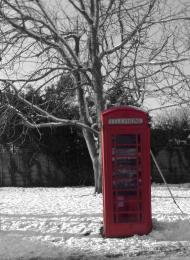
[0,0,190,192]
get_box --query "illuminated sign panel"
[108,118,143,125]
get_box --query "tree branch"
[68,0,93,24]
[123,58,189,68]
[3,81,99,135]
[100,0,157,58]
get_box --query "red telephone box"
[101,106,152,238]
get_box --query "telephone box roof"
[102,106,148,116]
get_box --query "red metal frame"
[101,106,152,238]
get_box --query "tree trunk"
[92,154,102,194]
[74,32,103,193]
[82,128,102,193]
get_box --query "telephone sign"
[108,118,143,125]
[101,106,152,238]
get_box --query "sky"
[0,0,190,115]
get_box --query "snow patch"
[151,219,190,241]
[0,185,190,259]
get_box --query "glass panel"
[113,134,136,145]
[113,146,137,156]
[113,168,137,178]
[113,191,129,197]
[114,213,139,223]
[113,190,139,201]
[113,178,138,189]
[115,158,137,166]
[114,199,141,212]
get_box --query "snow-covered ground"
[1,184,190,260]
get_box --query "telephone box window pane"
[116,158,137,166]
[113,191,142,202]
[113,178,138,189]
[115,214,139,223]
[113,191,129,197]
[114,200,141,212]
[114,134,136,145]
[113,190,138,197]
[113,169,137,178]
[113,146,137,156]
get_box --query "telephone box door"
[112,132,143,224]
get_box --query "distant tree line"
[151,108,190,184]
[1,80,190,186]
[151,107,190,154]
[0,80,94,186]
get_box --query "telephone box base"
[103,222,152,238]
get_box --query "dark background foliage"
[1,79,190,186]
